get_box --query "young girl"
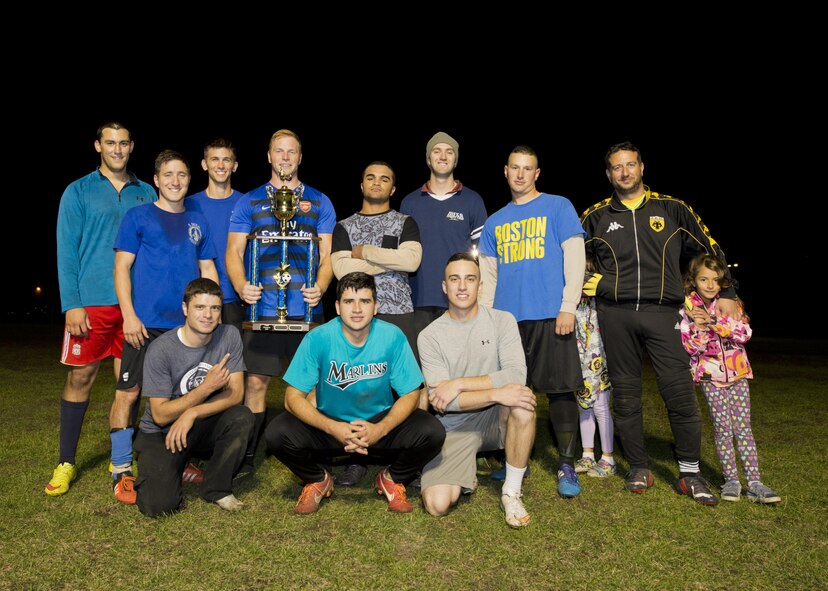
[680,254,780,504]
[574,255,615,478]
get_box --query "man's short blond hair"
[269,129,302,152]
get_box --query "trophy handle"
[246,233,260,323]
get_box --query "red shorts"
[60,305,124,366]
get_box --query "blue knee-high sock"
[59,399,89,465]
[110,427,134,474]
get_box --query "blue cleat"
[557,464,581,498]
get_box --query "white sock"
[582,451,595,460]
[601,455,615,465]
[503,462,526,495]
[678,460,700,474]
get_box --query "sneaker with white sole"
[587,459,617,478]
[745,481,781,504]
[575,457,597,474]
[677,474,719,506]
[720,479,741,502]
[500,490,531,528]
[625,468,654,493]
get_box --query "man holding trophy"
[227,129,337,476]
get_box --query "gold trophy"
[269,167,299,237]
[243,167,319,332]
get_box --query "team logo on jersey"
[72,343,81,356]
[649,216,665,232]
[179,362,215,395]
[299,200,311,213]
[326,360,388,390]
[188,223,204,245]
[446,211,465,221]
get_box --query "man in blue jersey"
[226,129,337,477]
[264,272,445,515]
[46,122,156,497]
[186,138,245,331]
[478,145,586,499]
[110,149,218,505]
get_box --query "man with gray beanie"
[400,132,488,328]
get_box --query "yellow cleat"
[45,462,77,496]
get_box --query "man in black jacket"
[581,141,740,506]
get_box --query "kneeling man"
[135,278,253,517]
[418,253,536,527]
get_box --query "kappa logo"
[649,216,665,232]
[606,221,624,233]
[481,339,490,346]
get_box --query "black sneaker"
[335,463,368,487]
[624,468,654,493]
[677,474,719,506]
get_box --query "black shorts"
[518,318,582,394]
[117,327,170,390]
[221,300,246,333]
[242,316,321,377]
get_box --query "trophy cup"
[269,168,299,322]
[243,167,319,333]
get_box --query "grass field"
[1,324,826,591]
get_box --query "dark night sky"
[4,47,818,337]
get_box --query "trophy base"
[243,320,317,333]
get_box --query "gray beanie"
[426,131,459,165]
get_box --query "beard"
[613,177,643,198]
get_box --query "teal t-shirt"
[283,318,423,422]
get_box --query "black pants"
[264,408,445,485]
[597,302,702,470]
[135,405,254,517]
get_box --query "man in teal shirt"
[264,272,445,515]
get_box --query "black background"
[4,38,818,338]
